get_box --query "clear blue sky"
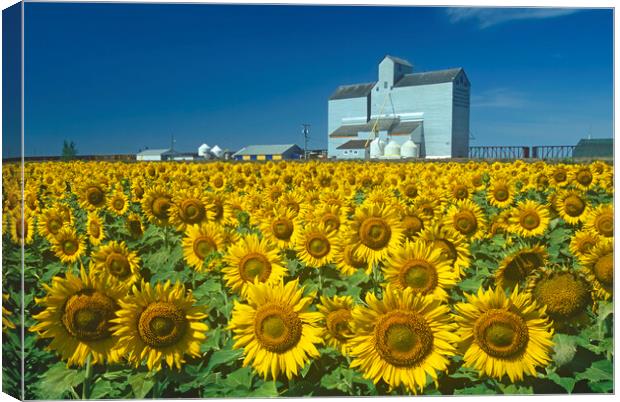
[15,3,615,156]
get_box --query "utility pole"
[301,124,311,160]
[171,134,176,152]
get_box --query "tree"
[61,140,77,161]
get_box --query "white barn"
[328,55,470,159]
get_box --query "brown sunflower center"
[399,260,438,294]
[48,218,62,234]
[474,309,529,358]
[403,216,424,239]
[151,197,171,220]
[306,234,330,259]
[320,213,340,232]
[326,308,352,343]
[272,218,294,241]
[554,170,567,182]
[453,210,477,236]
[359,217,392,250]
[576,169,593,186]
[533,273,590,318]
[86,186,105,206]
[374,310,433,367]
[493,186,509,202]
[500,250,545,288]
[62,239,79,255]
[213,177,224,188]
[593,253,613,286]
[112,198,125,211]
[89,221,101,237]
[180,199,205,223]
[138,302,187,348]
[594,213,613,237]
[472,175,483,187]
[254,304,302,353]
[239,253,272,282]
[62,290,117,341]
[105,252,131,278]
[564,195,586,217]
[519,211,541,230]
[193,236,217,260]
[134,186,144,199]
[433,239,457,264]
[128,218,142,237]
[403,184,418,199]
[454,185,469,200]
[344,245,366,269]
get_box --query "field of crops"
[1,159,614,398]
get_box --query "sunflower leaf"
[35,362,84,399]
[128,372,155,399]
[551,333,578,367]
[205,348,243,372]
[575,359,613,384]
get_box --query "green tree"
[61,140,77,161]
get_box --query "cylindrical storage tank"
[369,137,385,158]
[384,138,401,158]
[198,143,210,157]
[401,139,419,158]
[211,145,223,158]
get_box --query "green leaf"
[36,362,84,399]
[90,379,119,399]
[223,367,252,389]
[249,381,279,397]
[205,348,243,372]
[546,369,576,393]
[500,384,533,394]
[458,278,482,293]
[589,380,613,393]
[576,359,613,383]
[128,372,155,399]
[454,384,495,395]
[551,333,577,367]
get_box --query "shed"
[136,148,170,161]
[232,144,303,161]
[573,138,613,159]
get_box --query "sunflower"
[300,202,347,234]
[141,186,173,227]
[2,294,16,332]
[107,188,129,216]
[317,295,355,355]
[9,209,35,246]
[37,206,70,241]
[383,240,457,301]
[345,203,404,267]
[549,165,569,188]
[222,234,287,297]
[130,179,146,201]
[581,240,613,300]
[30,268,125,366]
[397,205,429,241]
[569,229,601,263]
[293,224,338,268]
[487,178,514,209]
[570,166,595,191]
[526,266,592,331]
[90,241,141,288]
[86,211,106,246]
[418,223,471,278]
[182,223,225,272]
[78,180,108,211]
[259,206,298,250]
[453,286,554,382]
[170,188,210,231]
[50,226,85,264]
[334,235,368,276]
[126,213,144,240]
[398,179,420,203]
[228,279,323,380]
[348,286,458,394]
[495,243,547,290]
[508,200,550,238]
[111,281,208,371]
[584,204,613,239]
[553,189,589,225]
[443,199,487,240]
[448,180,471,201]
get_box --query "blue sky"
[11,3,615,156]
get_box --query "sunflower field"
[1,159,614,398]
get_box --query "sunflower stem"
[82,354,93,399]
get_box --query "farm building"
[232,144,303,161]
[573,138,613,160]
[328,55,470,159]
[136,149,171,161]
